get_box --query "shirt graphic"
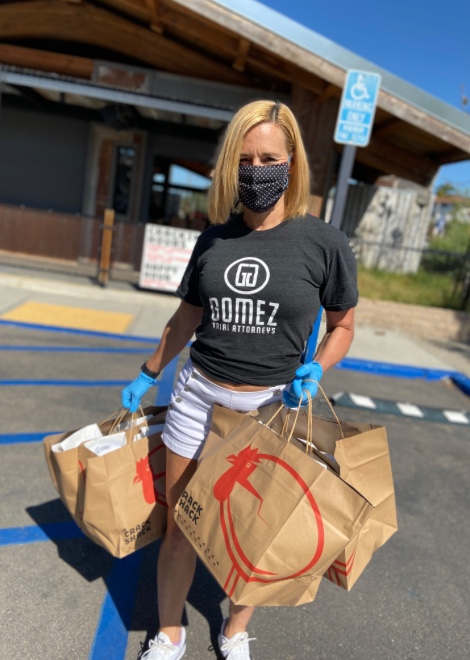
[210,257,279,335]
[177,214,358,385]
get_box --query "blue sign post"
[334,70,381,147]
[330,70,381,229]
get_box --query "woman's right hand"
[121,372,157,413]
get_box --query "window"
[149,160,211,231]
[111,146,136,216]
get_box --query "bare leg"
[157,448,198,644]
[224,602,255,637]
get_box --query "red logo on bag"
[213,445,324,598]
[134,445,167,506]
[326,551,356,585]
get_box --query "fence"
[0,203,146,278]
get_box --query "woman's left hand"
[283,361,323,408]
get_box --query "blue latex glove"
[121,372,157,413]
[283,361,323,408]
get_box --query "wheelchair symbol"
[350,75,370,101]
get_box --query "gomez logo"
[224,257,270,295]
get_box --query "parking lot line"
[332,391,470,424]
[89,553,143,660]
[0,522,84,546]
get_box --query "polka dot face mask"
[238,161,289,214]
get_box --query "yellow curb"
[1,301,133,334]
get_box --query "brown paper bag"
[174,403,373,607]
[43,407,156,520]
[324,424,397,589]
[250,398,398,590]
[80,412,168,557]
[43,406,168,556]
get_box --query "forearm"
[145,303,202,374]
[314,325,354,373]
[312,307,355,373]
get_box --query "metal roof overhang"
[0,68,236,122]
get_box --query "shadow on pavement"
[26,500,227,658]
[134,543,227,659]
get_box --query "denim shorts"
[161,359,286,460]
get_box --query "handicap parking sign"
[334,70,381,147]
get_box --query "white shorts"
[162,359,286,460]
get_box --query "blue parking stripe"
[0,319,159,343]
[335,357,453,381]
[89,553,143,660]
[451,372,470,397]
[0,346,150,352]
[335,358,470,397]
[0,379,132,386]
[0,522,85,545]
[0,431,63,445]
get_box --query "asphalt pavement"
[0,262,469,660]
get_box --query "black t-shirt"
[177,213,358,385]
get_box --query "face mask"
[238,162,289,214]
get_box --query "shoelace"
[220,633,256,658]
[141,636,178,658]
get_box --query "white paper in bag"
[51,424,103,452]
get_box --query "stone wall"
[355,298,470,343]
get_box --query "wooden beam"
[433,149,470,165]
[122,0,328,94]
[233,38,250,72]
[99,0,152,23]
[373,116,401,135]
[0,43,93,79]
[292,85,339,216]
[243,44,324,95]
[0,1,252,86]
[354,137,439,187]
[144,0,164,34]
[172,0,353,89]
[102,0,324,95]
[173,0,470,154]
[316,83,339,104]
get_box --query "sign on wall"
[334,70,381,147]
[139,224,200,292]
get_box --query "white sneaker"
[218,619,255,659]
[141,628,186,659]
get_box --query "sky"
[255,0,470,192]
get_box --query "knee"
[163,520,195,555]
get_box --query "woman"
[122,100,358,660]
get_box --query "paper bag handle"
[253,400,316,454]
[249,381,345,453]
[253,397,318,454]
[100,406,145,436]
[282,381,345,451]
[306,380,344,440]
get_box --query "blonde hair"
[207,100,310,224]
